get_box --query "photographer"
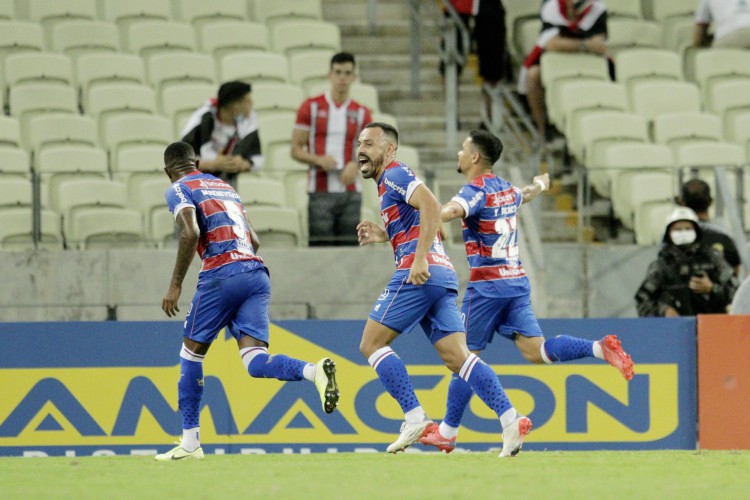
[635,207,738,317]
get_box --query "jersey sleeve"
[165,182,195,219]
[295,99,312,130]
[385,165,423,204]
[451,183,485,218]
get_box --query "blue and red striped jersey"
[378,161,458,290]
[452,173,530,297]
[165,171,263,280]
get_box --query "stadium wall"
[0,317,706,456]
[0,243,656,321]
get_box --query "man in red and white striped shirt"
[292,52,372,246]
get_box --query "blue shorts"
[183,267,271,345]
[461,288,542,351]
[369,277,464,345]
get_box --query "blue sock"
[368,347,420,413]
[459,354,512,419]
[543,335,595,363]
[178,351,204,430]
[443,372,474,428]
[241,347,306,381]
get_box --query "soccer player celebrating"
[419,130,634,454]
[155,142,339,461]
[356,123,530,457]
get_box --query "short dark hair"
[364,122,399,146]
[164,141,197,172]
[217,81,251,109]
[468,130,503,165]
[330,52,356,69]
[681,178,712,213]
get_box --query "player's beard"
[359,153,383,179]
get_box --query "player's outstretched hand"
[356,220,388,246]
[162,284,182,318]
[406,256,430,286]
[533,173,550,192]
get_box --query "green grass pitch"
[2,450,749,499]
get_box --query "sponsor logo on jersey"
[384,178,406,197]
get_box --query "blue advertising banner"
[0,318,696,456]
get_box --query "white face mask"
[670,229,696,246]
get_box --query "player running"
[419,130,634,454]
[356,123,530,457]
[155,141,339,461]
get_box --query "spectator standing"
[292,52,372,246]
[181,81,263,188]
[678,178,741,276]
[694,0,750,48]
[635,207,738,317]
[518,0,608,141]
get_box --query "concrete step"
[323,0,414,23]
[342,35,437,55]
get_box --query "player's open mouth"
[358,156,371,170]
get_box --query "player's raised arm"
[521,173,549,204]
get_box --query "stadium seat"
[0,148,31,178]
[102,0,173,32]
[372,112,399,131]
[247,205,302,248]
[236,176,287,207]
[630,81,702,122]
[649,0,695,21]
[694,49,750,109]
[0,0,14,21]
[397,144,421,170]
[602,143,675,226]
[67,207,146,250]
[28,0,97,39]
[26,115,98,154]
[252,82,305,119]
[288,49,335,93]
[76,53,146,106]
[150,209,176,248]
[515,19,542,63]
[3,53,74,100]
[36,146,109,208]
[86,84,157,136]
[0,21,44,65]
[605,19,660,56]
[258,114,296,164]
[652,113,722,153]
[127,176,168,235]
[270,20,341,56]
[198,21,269,59]
[8,84,78,134]
[268,144,306,172]
[615,49,682,102]
[559,81,628,154]
[160,82,215,136]
[51,21,120,60]
[708,80,750,141]
[661,15,695,52]
[539,52,610,130]
[504,0,541,64]
[634,202,675,245]
[605,0,642,19]
[0,177,32,208]
[176,0,247,28]
[0,116,21,149]
[578,112,649,167]
[305,81,381,112]
[102,115,172,160]
[0,207,64,251]
[111,146,165,192]
[618,170,675,230]
[147,52,216,97]
[125,21,196,63]
[220,51,289,84]
[253,0,322,27]
[729,113,750,159]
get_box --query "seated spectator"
[181,81,264,187]
[694,0,750,48]
[518,0,608,142]
[291,52,372,246]
[635,207,738,317]
[678,178,741,276]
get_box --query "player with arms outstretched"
[155,142,339,461]
[419,130,634,453]
[356,123,530,457]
